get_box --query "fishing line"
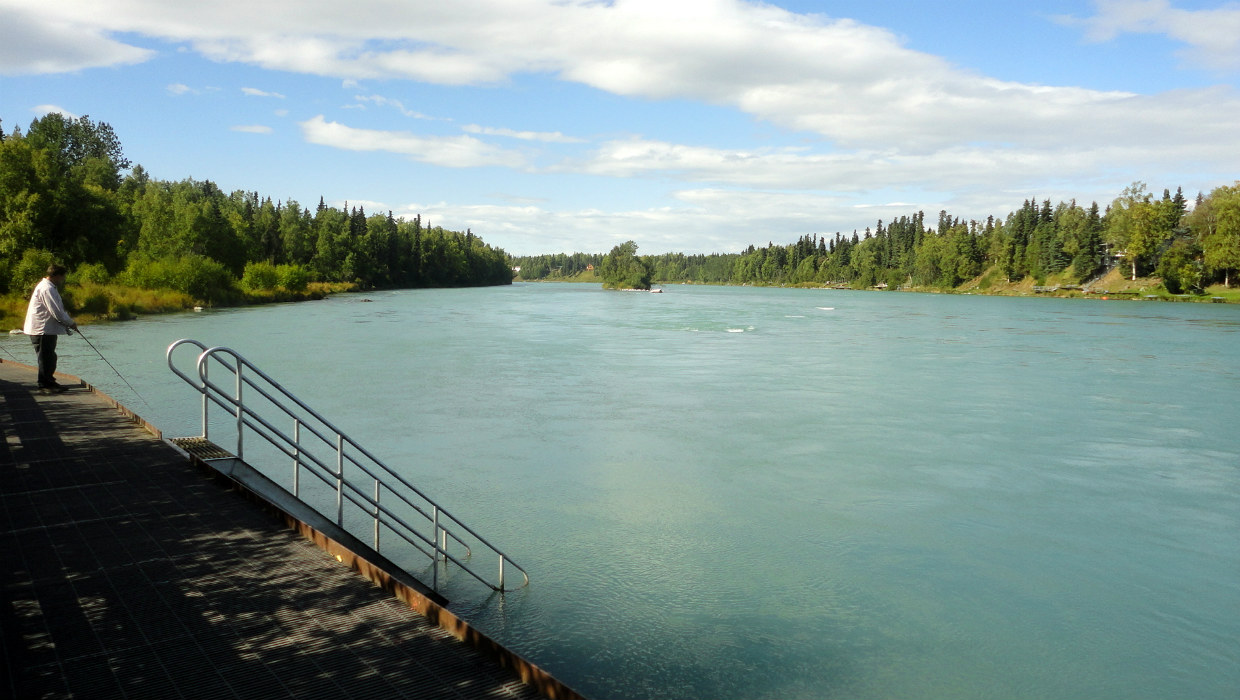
[73,327,149,406]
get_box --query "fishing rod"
[0,339,20,362]
[72,327,149,406]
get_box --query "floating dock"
[0,359,581,700]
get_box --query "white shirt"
[23,277,75,335]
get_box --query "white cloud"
[241,87,286,98]
[391,199,732,256]
[14,0,1240,155]
[351,94,434,119]
[391,188,916,256]
[0,4,152,75]
[462,124,584,143]
[32,104,78,119]
[9,0,1239,253]
[166,83,220,95]
[231,124,273,134]
[329,198,388,213]
[298,115,528,168]
[566,129,1233,203]
[1062,0,1240,71]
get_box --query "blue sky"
[2,0,1238,255]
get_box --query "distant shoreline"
[516,274,1239,304]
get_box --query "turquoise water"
[10,284,1239,699]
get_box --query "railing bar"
[170,340,529,589]
[196,346,361,442]
[234,412,457,531]
[198,355,516,565]
[260,434,517,584]
[243,416,495,568]
[242,426,464,547]
[242,419,439,527]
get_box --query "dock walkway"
[0,359,572,700]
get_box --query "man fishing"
[24,264,78,394]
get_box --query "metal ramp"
[166,338,529,597]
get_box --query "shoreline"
[517,276,1239,303]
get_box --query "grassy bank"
[953,268,1238,303]
[1,281,354,331]
[514,270,602,284]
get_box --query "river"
[7,283,1238,699]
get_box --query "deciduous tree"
[1198,183,1240,287]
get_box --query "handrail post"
[499,554,505,591]
[201,358,210,440]
[292,419,301,497]
[432,506,440,590]
[335,434,344,526]
[373,479,381,551]
[234,361,244,459]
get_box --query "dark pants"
[30,334,58,387]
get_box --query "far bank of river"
[521,267,1240,303]
[6,264,1235,334]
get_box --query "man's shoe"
[37,387,54,395]
[50,384,69,393]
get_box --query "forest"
[6,113,1240,320]
[514,183,1240,297]
[0,114,513,323]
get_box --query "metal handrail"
[167,338,529,593]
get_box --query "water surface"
[9,284,1238,699]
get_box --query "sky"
[2,0,1239,256]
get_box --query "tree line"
[512,182,1240,295]
[0,114,512,305]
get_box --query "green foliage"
[278,264,310,292]
[0,115,128,274]
[3,110,1237,304]
[510,252,616,281]
[1105,182,1175,280]
[12,248,56,294]
[0,114,513,308]
[120,254,237,305]
[241,261,312,292]
[69,286,112,315]
[25,112,130,171]
[71,262,110,285]
[1198,183,1240,287]
[241,261,281,291]
[599,240,652,289]
[1156,239,1204,294]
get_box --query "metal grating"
[170,436,235,460]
